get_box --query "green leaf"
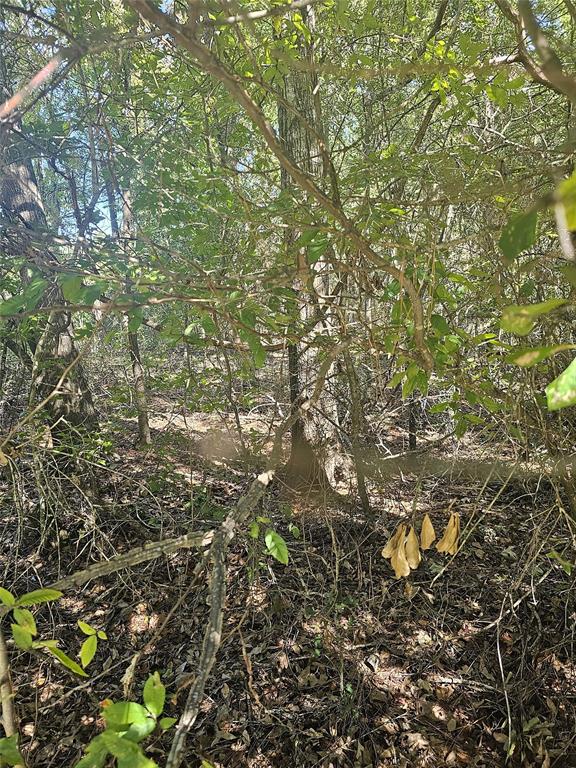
[307,233,329,263]
[248,521,260,539]
[143,671,165,716]
[430,314,451,336]
[13,607,37,635]
[60,274,84,303]
[76,734,109,768]
[100,731,157,767]
[247,334,266,368]
[16,588,62,606]
[102,701,150,730]
[548,550,573,575]
[0,734,24,765]
[288,523,300,539]
[0,587,15,606]
[501,299,567,336]
[264,529,289,565]
[557,172,576,229]
[498,209,538,260]
[78,620,96,636]
[11,623,33,649]
[127,309,143,333]
[124,718,157,744]
[80,635,98,668]
[32,639,59,648]
[507,344,576,367]
[0,277,48,317]
[159,716,177,730]
[97,630,108,640]
[546,357,576,411]
[48,646,89,676]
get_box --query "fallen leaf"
[436,512,460,555]
[405,526,421,569]
[382,524,406,559]
[391,536,410,578]
[420,513,436,549]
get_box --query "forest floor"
[1,403,575,768]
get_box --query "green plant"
[248,518,289,565]
[76,672,176,768]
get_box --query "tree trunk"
[0,130,97,430]
[277,7,341,491]
[120,190,152,447]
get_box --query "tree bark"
[277,7,341,490]
[0,119,97,430]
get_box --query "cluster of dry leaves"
[381,512,461,578]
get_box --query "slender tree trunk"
[277,7,341,490]
[344,353,371,515]
[120,190,152,447]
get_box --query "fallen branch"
[48,530,214,592]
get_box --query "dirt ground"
[1,409,575,768]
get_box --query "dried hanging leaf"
[390,537,410,578]
[381,523,406,559]
[436,512,460,555]
[420,514,436,549]
[0,448,7,466]
[405,526,421,569]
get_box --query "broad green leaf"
[124,717,157,744]
[76,734,109,768]
[501,299,567,336]
[102,701,150,730]
[498,209,538,260]
[100,731,157,767]
[60,274,84,303]
[265,529,289,565]
[430,314,451,336]
[159,717,177,730]
[0,295,28,317]
[16,588,62,606]
[80,635,98,668]
[11,623,33,649]
[0,587,15,606]
[507,344,576,367]
[546,357,576,411]
[143,671,165,716]
[0,277,48,317]
[48,646,88,676]
[13,608,37,635]
[78,620,96,636]
[560,264,576,287]
[0,734,24,765]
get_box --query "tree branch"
[124,0,433,371]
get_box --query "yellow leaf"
[436,512,460,555]
[0,448,8,466]
[381,523,406,559]
[405,526,421,569]
[390,537,410,578]
[420,513,436,549]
